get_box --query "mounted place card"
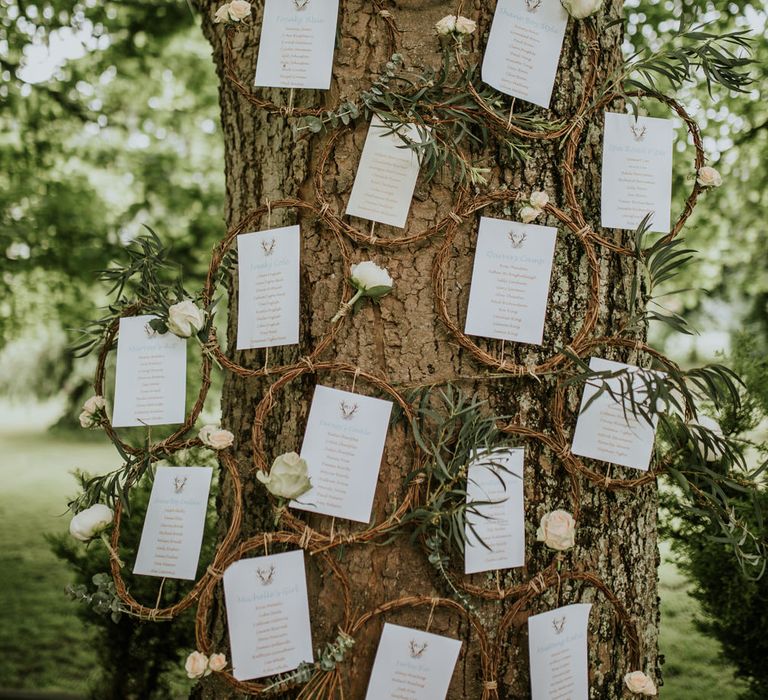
[237,226,300,350]
[223,550,313,681]
[345,115,425,229]
[571,357,660,471]
[529,603,592,700]
[133,466,213,580]
[482,0,569,108]
[464,217,557,346]
[254,0,339,90]
[464,448,525,575]
[291,385,393,523]
[365,623,462,700]
[601,112,673,233]
[112,315,187,427]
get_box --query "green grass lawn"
[0,409,750,697]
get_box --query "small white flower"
[454,16,477,35]
[529,191,550,209]
[697,165,722,188]
[257,452,312,500]
[350,260,394,292]
[536,510,576,551]
[199,425,235,450]
[79,410,96,429]
[519,206,542,224]
[213,3,230,23]
[435,15,457,35]
[167,299,205,338]
[561,0,603,19]
[83,395,106,415]
[208,653,227,672]
[69,504,114,542]
[185,651,211,679]
[227,0,251,21]
[688,415,726,462]
[624,671,657,696]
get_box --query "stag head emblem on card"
[508,229,527,248]
[339,400,358,421]
[256,565,275,586]
[293,0,310,9]
[409,640,428,658]
[261,238,276,256]
[525,0,542,11]
[552,616,566,635]
[144,323,159,338]
[630,124,647,142]
[173,476,188,494]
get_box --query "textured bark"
[197,1,659,698]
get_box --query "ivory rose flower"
[213,3,230,23]
[199,425,235,450]
[624,671,657,695]
[435,15,457,35]
[519,205,542,224]
[185,651,211,679]
[536,510,576,551]
[688,415,725,462]
[697,165,722,188]
[167,299,205,338]
[454,16,477,35]
[351,261,393,292]
[79,395,106,428]
[69,504,114,542]
[529,190,550,209]
[208,653,227,672]
[257,452,312,500]
[227,0,251,21]
[561,0,603,19]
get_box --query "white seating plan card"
[254,0,339,90]
[601,112,674,233]
[345,115,425,229]
[571,357,660,471]
[237,225,300,350]
[464,217,557,346]
[529,603,592,700]
[464,447,525,575]
[223,550,314,681]
[482,0,569,108]
[291,385,393,523]
[112,315,187,427]
[364,623,463,700]
[133,466,213,580]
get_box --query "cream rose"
[83,395,106,415]
[455,16,477,35]
[350,261,394,292]
[435,15,457,35]
[167,299,205,338]
[69,504,114,542]
[227,0,251,21]
[79,410,96,428]
[185,651,211,679]
[536,510,576,551]
[561,0,603,19]
[257,452,312,500]
[697,165,722,188]
[529,190,550,209]
[199,425,235,450]
[689,415,725,462]
[213,3,230,23]
[624,671,657,695]
[519,206,542,224]
[208,653,227,672]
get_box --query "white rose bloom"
[167,299,205,338]
[697,165,722,188]
[350,261,393,292]
[199,425,234,450]
[208,653,227,672]
[185,651,211,679]
[562,0,603,20]
[82,395,106,415]
[435,15,457,35]
[69,504,114,542]
[213,3,230,23]
[624,671,658,695]
[227,0,251,21]
[688,415,726,462]
[455,16,477,35]
[519,206,541,224]
[529,190,550,209]
[257,452,312,500]
[79,410,96,429]
[536,510,576,551]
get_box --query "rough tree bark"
[196,1,659,697]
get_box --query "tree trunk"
[197,0,659,698]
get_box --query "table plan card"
[570,357,660,471]
[601,112,674,233]
[291,385,393,524]
[237,226,300,350]
[528,603,592,700]
[254,0,339,90]
[464,217,557,346]
[464,448,525,575]
[112,315,187,427]
[481,0,569,108]
[223,550,313,681]
[345,116,425,228]
[133,466,213,580]
[364,623,462,700]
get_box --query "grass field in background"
[0,405,749,697]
